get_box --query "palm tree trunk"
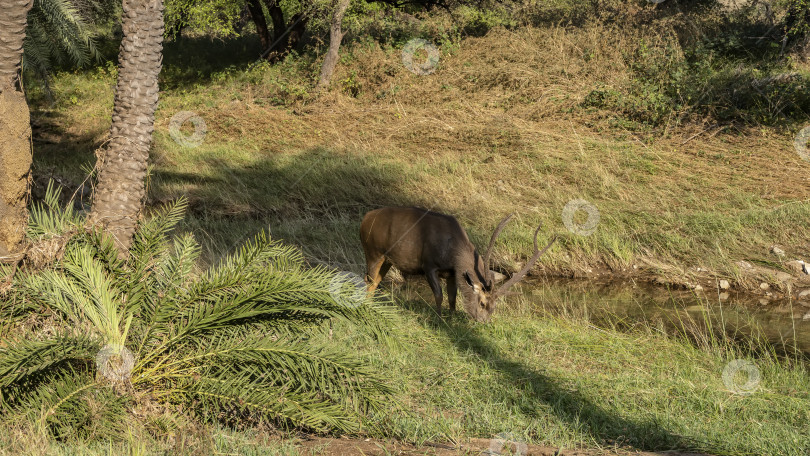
[317,0,351,91]
[89,0,164,254]
[0,0,34,263]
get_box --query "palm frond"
[24,0,106,83]
[3,187,397,438]
[17,246,130,345]
[11,371,127,441]
[138,333,391,404]
[27,180,83,240]
[0,334,98,390]
[187,376,359,433]
[124,198,190,315]
[130,197,189,266]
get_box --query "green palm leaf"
[0,334,98,390]
[2,190,396,437]
[24,0,111,81]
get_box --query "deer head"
[461,214,557,322]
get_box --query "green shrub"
[584,35,810,126]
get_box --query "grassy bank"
[3,287,808,455]
[351,290,809,455]
[28,21,810,297]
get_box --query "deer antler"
[483,213,514,274]
[492,223,557,301]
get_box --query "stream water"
[524,279,810,357]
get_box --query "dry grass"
[26,22,810,299]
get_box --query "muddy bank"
[529,253,810,305]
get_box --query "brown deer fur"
[360,207,555,322]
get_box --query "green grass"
[343,287,810,455]
[4,284,807,455]
[14,10,810,454]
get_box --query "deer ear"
[463,271,474,287]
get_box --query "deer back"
[360,207,478,275]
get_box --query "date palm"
[0,0,34,262]
[89,0,164,253]
[1,192,394,436]
[24,0,118,81]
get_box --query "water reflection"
[524,278,810,358]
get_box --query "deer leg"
[370,261,392,294]
[425,269,444,315]
[446,277,457,312]
[378,261,392,283]
[365,255,386,295]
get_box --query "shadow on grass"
[28,109,102,208]
[149,147,440,265]
[151,147,416,216]
[398,295,712,454]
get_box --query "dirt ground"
[291,437,711,456]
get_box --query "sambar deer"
[360,207,556,322]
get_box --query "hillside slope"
[29,24,810,300]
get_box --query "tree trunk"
[286,12,308,52]
[317,0,351,91]
[263,0,287,61]
[246,0,271,52]
[265,0,286,44]
[0,0,34,263]
[89,0,164,254]
[248,0,309,61]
